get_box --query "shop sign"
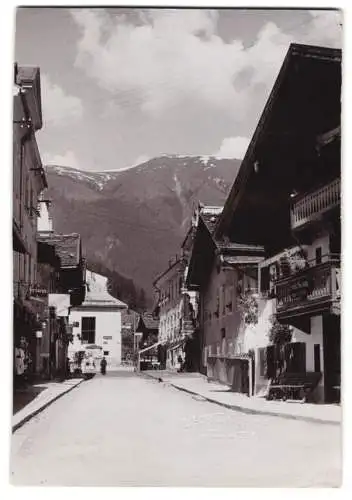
[30,285,48,298]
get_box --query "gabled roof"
[200,210,222,235]
[153,257,184,288]
[73,270,128,310]
[215,43,342,240]
[37,233,81,268]
[80,292,127,309]
[138,313,159,331]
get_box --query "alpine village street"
[11,9,342,490]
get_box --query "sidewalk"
[12,378,84,433]
[141,371,341,425]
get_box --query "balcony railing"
[291,178,340,230]
[275,255,340,315]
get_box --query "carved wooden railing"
[291,178,340,230]
[276,255,340,312]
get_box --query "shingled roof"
[37,233,81,268]
[138,313,159,331]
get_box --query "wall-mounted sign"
[36,330,43,338]
[72,321,80,327]
[30,285,48,298]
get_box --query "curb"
[140,372,340,426]
[12,379,84,433]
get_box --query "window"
[221,286,226,315]
[315,247,322,265]
[103,351,109,356]
[81,317,96,344]
[314,344,321,373]
[221,328,226,339]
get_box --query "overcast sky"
[15,8,342,172]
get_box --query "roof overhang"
[16,65,43,131]
[153,258,183,288]
[186,216,217,288]
[215,43,341,247]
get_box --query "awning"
[84,344,102,350]
[167,339,186,351]
[223,255,264,266]
[139,340,167,355]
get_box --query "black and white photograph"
[9,4,343,489]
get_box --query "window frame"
[81,316,96,344]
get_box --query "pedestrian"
[177,354,183,373]
[100,357,107,375]
[66,357,71,379]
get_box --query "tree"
[237,289,259,325]
[137,288,147,312]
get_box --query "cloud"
[70,8,341,123]
[43,150,80,169]
[216,136,250,159]
[41,74,84,126]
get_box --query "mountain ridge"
[45,155,241,302]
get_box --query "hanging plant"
[268,314,292,344]
[278,248,308,278]
[237,289,259,325]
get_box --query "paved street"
[11,369,341,487]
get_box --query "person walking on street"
[66,357,71,379]
[100,357,107,375]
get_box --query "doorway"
[323,314,341,403]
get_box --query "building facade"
[13,65,48,382]
[186,207,265,393]
[214,44,341,403]
[68,271,128,367]
[153,257,185,370]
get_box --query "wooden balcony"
[291,178,340,230]
[275,255,340,321]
